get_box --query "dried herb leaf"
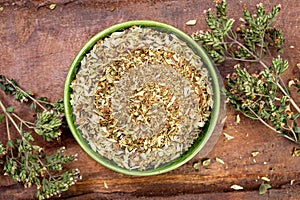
[259,182,272,194]
[186,19,197,26]
[216,157,225,164]
[251,151,259,157]
[293,148,300,157]
[103,181,109,189]
[193,162,201,170]
[202,159,211,167]
[231,184,244,190]
[0,114,4,123]
[290,180,295,185]
[261,177,270,182]
[236,114,240,124]
[223,132,234,140]
[49,3,56,10]
[6,106,14,113]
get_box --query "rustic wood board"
[0,0,299,199]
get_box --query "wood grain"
[0,0,299,199]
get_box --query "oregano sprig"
[193,0,300,145]
[0,75,64,141]
[0,74,81,199]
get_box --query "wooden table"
[0,0,299,199]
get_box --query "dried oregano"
[193,0,300,145]
[0,75,81,199]
[71,27,213,170]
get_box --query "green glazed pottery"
[64,20,221,176]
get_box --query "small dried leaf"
[236,114,240,124]
[7,140,14,148]
[185,19,197,26]
[49,3,56,10]
[259,183,271,194]
[223,132,234,140]
[290,180,295,185]
[251,151,259,157]
[288,79,296,88]
[231,184,244,190]
[0,114,4,123]
[216,157,225,164]
[294,127,300,134]
[261,177,270,182]
[6,106,14,113]
[293,148,300,157]
[103,181,108,189]
[193,162,200,170]
[202,159,211,167]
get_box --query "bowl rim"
[64,20,220,176]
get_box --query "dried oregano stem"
[193,0,300,145]
[0,75,81,199]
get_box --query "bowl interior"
[64,20,220,176]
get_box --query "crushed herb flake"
[259,182,272,194]
[202,158,211,167]
[223,132,234,140]
[216,157,225,164]
[49,3,56,10]
[230,184,244,190]
[251,151,259,157]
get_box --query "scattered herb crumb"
[185,19,197,26]
[292,148,300,156]
[104,181,108,189]
[290,180,295,185]
[259,182,272,194]
[261,177,270,182]
[223,132,234,140]
[0,114,4,122]
[5,106,14,113]
[216,157,225,165]
[251,151,259,157]
[49,3,56,10]
[202,159,211,167]
[193,162,201,170]
[236,114,240,124]
[230,184,244,190]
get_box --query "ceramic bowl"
[64,20,221,176]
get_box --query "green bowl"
[64,20,221,176]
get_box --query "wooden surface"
[0,0,300,199]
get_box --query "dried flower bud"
[256,3,263,8]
